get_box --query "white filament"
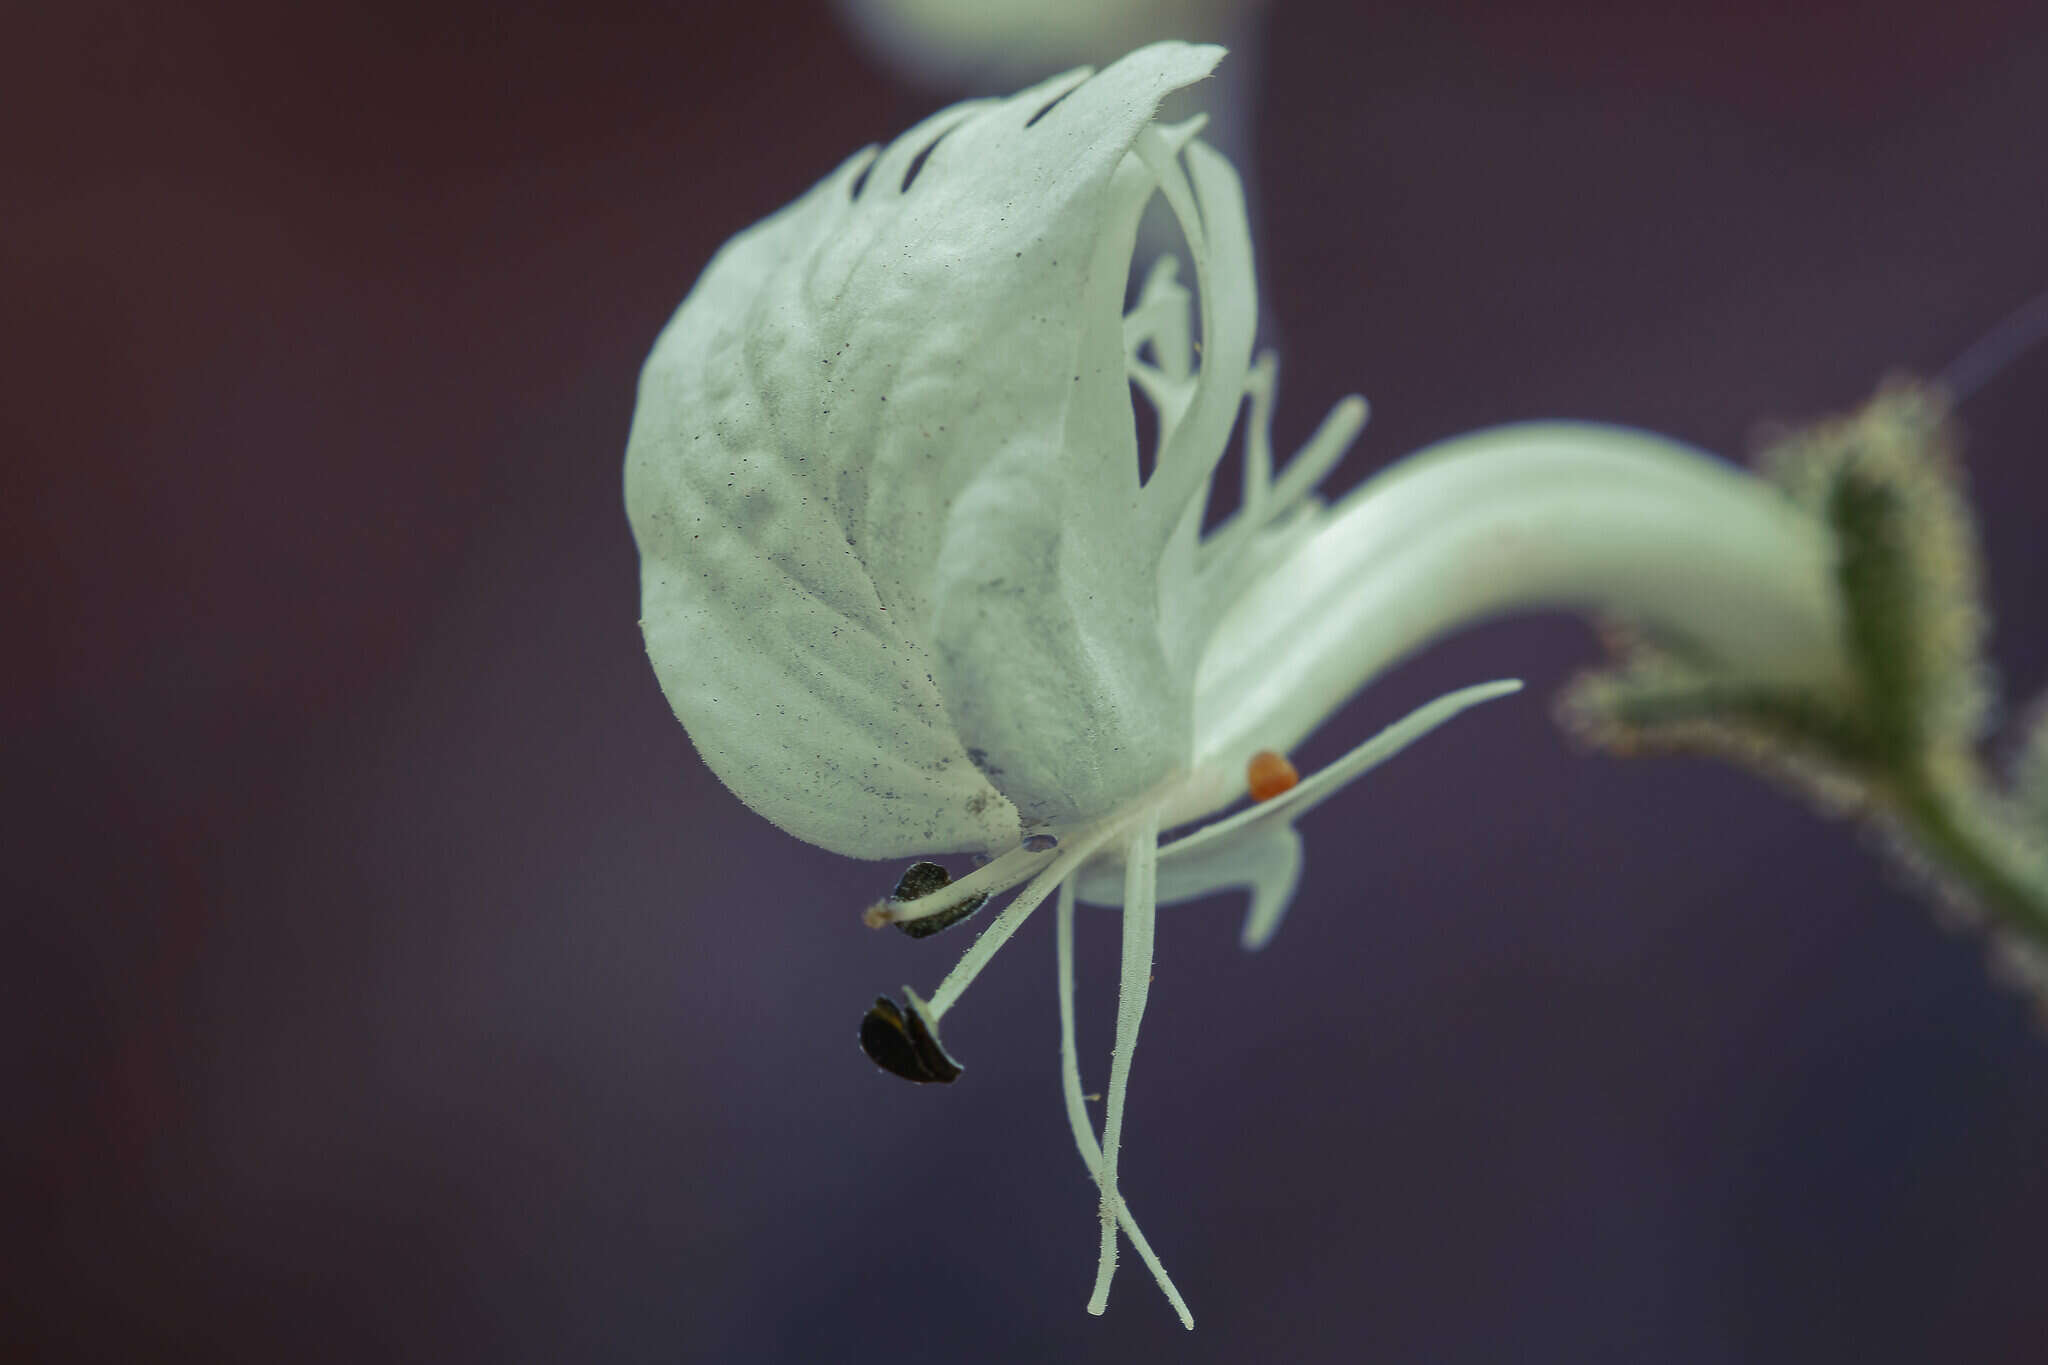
[1087,812,1162,1316]
[1057,880,1193,1328]
[926,826,1122,1021]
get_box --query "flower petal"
[625,42,1225,856]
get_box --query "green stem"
[1890,761,2048,947]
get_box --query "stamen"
[1087,812,1162,1316]
[1233,679,1522,826]
[1188,679,1525,835]
[880,861,990,939]
[866,841,1055,928]
[1056,880,1193,1329]
[924,825,1120,1021]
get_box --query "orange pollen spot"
[1246,750,1299,802]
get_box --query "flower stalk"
[1567,381,2048,992]
[1195,421,1850,768]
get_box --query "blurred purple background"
[9,2,2048,1360]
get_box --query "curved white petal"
[626,43,1225,856]
[1227,826,1304,950]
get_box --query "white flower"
[624,42,1844,1327]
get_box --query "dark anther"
[891,861,952,900]
[887,860,989,939]
[858,990,963,1084]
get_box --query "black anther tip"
[858,991,963,1083]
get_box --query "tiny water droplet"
[1023,833,1059,852]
